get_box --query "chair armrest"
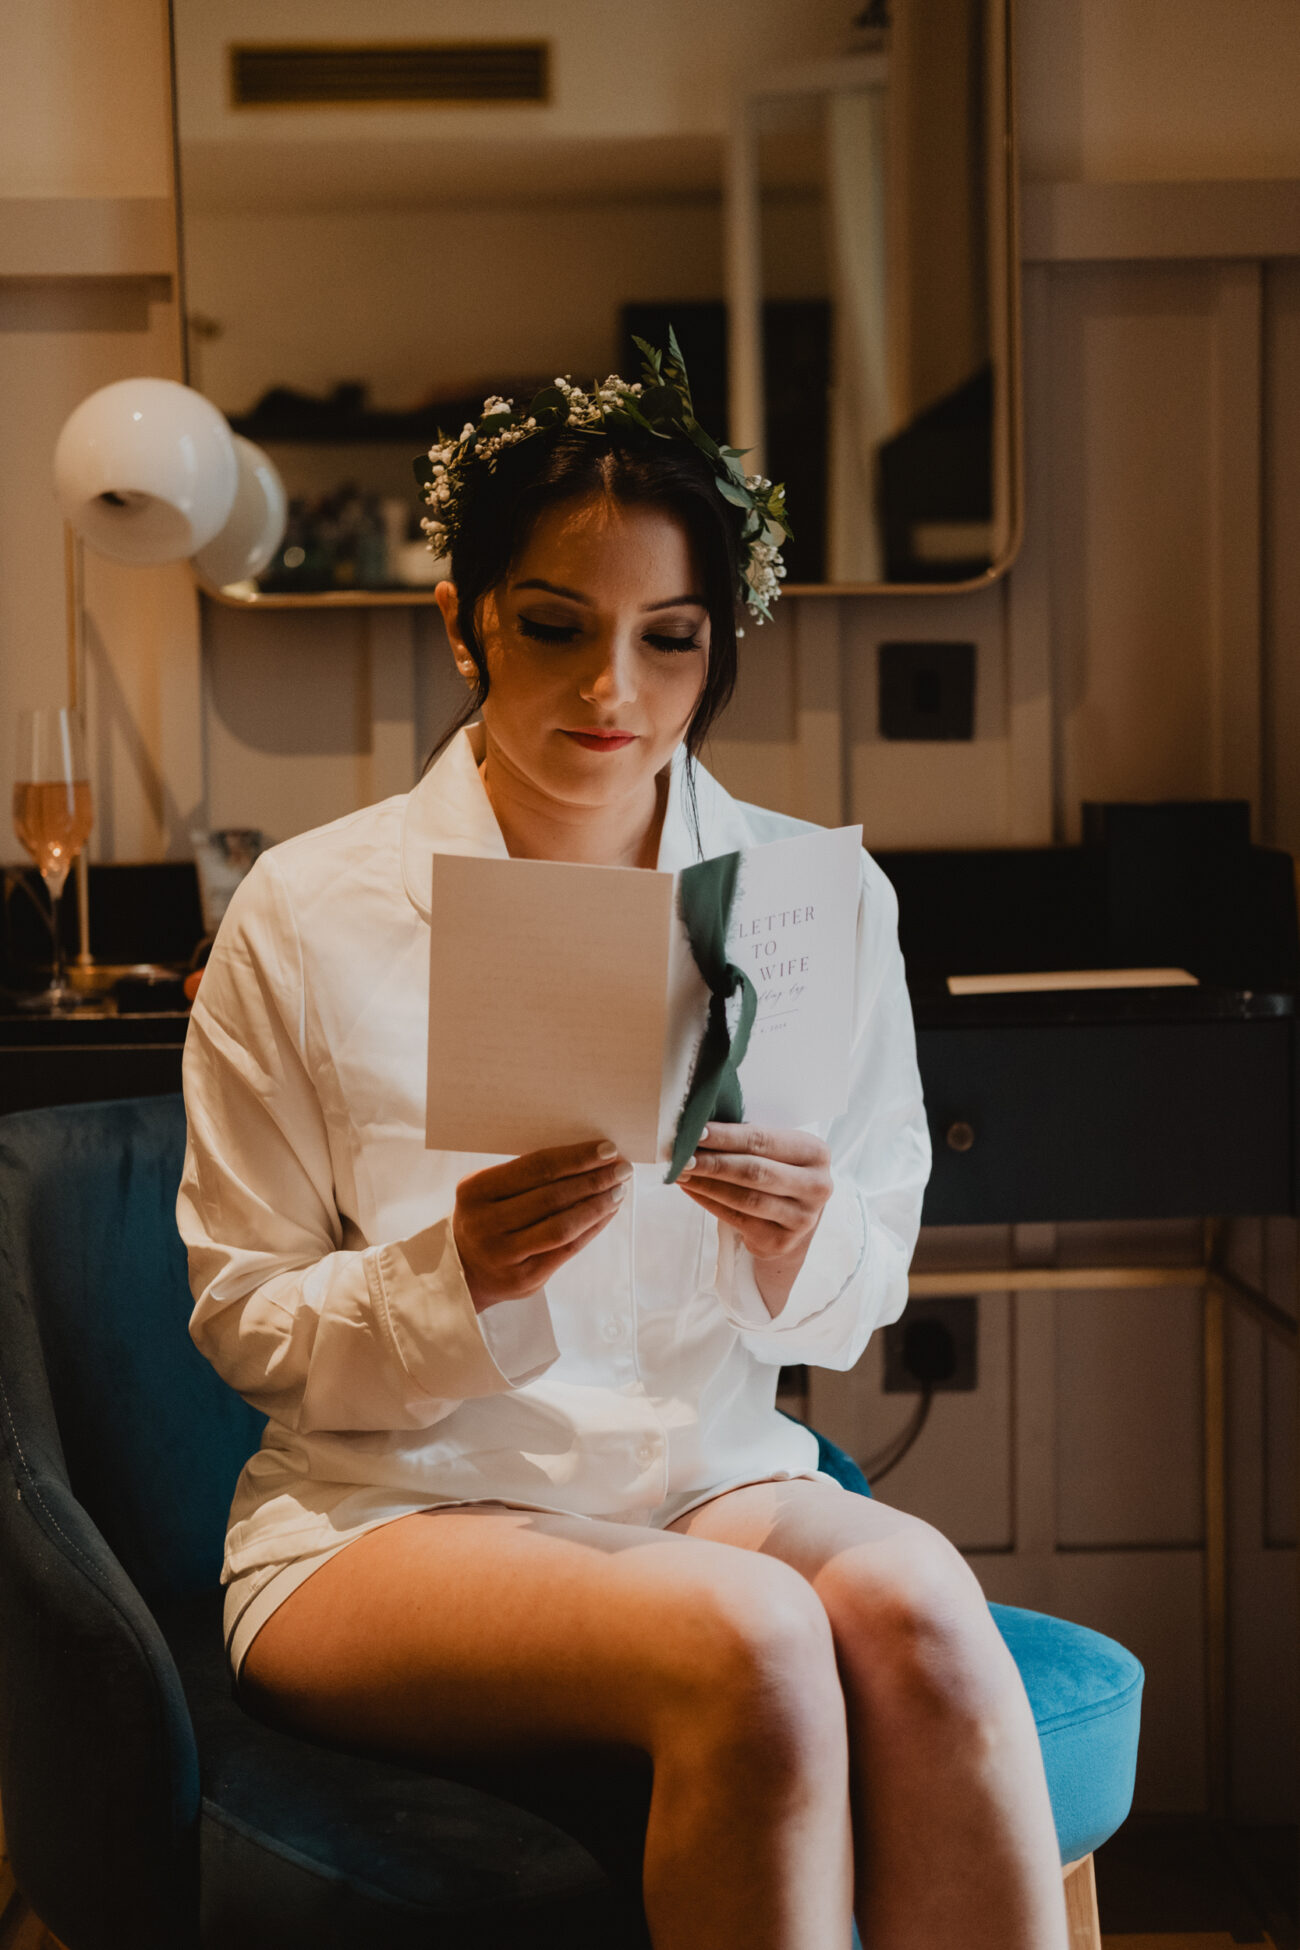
[0,1411,201,1950]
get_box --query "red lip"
[562,730,638,751]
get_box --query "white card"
[426,853,674,1161]
[426,825,863,1164]
[725,824,863,1128]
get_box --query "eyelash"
[518,618,702,654]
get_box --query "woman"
[179,349,1067,1949]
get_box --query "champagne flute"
[12,709,93,1012]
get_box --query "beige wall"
[1017,0,1300,184]
[0,1,174,197]
[0,0,201,862]
[187,200,726,417]
[173,0,853,148]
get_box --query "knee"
[668,1557,847,1784]
[819,1522,1012,1732]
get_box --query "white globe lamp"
[191,435,287,588]
[48,378,286,975]
[54,377,239,564]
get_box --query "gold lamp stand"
[63,522,95,980]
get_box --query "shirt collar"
[399,722,732,920]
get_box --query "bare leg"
[671,1480,1068,1950]
[240,1505,853,1950]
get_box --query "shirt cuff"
[375,1218,559,1399]
[713,1172,869,1336]
[477,1289,562,1385]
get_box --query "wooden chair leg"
[1062,1854,1102,1950]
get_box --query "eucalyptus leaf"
[715,477,752,509]
[528,385,569,422]
[639,385,684,424]
[412,455,434,488]
[616,395,669,438]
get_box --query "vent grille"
[230,42,549,107]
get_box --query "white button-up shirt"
[179,727,931,1584]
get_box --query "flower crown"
[413,329,791,622]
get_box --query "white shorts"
[223,1468,843,1686]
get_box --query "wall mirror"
[171,1,1019,607]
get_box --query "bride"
[179,344,1067,1949]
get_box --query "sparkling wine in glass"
[12,709,93,1011]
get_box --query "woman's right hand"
[453,1140,631,1310]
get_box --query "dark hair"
[422,425,744,839]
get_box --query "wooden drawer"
[917,1019,1293,1224]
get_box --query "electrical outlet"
[883,1295,978,1393]
[878,641,976,740]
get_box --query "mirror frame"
[182,2,1021,611]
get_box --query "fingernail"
[680,1155,697,1173]
[699,1126,710,1143]
[612,1184,627,1203]
[596,1140,618,1159]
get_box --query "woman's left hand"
[677,1124,833,1303]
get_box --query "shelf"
[202,582,442,609]
[202,571,1007,609]
[0,198,175,279]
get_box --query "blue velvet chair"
[0,1096,1141,1948]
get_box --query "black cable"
[860,1384,934,1485]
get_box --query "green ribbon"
[665,850,758,1184]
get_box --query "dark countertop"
[0,1002,190,1045]
[2,978,1290,1047]
[906,979,1295,1029]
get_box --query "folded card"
[425,823,864,1169]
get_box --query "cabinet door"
[918,1020,1293,1224]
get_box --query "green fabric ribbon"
[665,850,758,1184]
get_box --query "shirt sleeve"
[711,851,931,1368]
[177,857,559,1435]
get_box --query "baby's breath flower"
[414,344,790,621]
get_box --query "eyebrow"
[512,577,707,611]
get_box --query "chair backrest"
[0,1094,263,1602]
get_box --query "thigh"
[239,1501,817,1764]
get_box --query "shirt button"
[601,1316,623,1341]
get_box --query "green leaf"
[684,419,722,463]
[528,385,570,423]
[632,334,663,378]
[665,324,694,408]
[715,476,752,509]
[615,395,670,439]
[412,455,434,488]
[639,384,684,425]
